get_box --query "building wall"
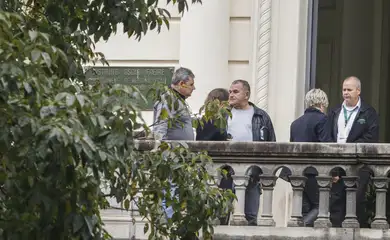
[95,0,253,126]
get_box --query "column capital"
[372,177,389,189]
[289,176,306,189]
[316,176,332,188]
[342,176,359,188]
[233,175,248,187]
[259,175,277,188]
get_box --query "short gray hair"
[171,67,195,85]
[344,76,361,90]
[231,79,251,98]
[305,88,329,109]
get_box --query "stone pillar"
[179,0,230,113]
[267,0,310,141]
[231,176,248,225]
[259,175,277,226]
[314,176,332,228]
[371,177,389,229]
[287,176,306,227]
[342,176,360,228]
[253,0,272,111]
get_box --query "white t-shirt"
[227,106,254,141]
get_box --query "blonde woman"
[290,88,331,142]
[289,88,330,227]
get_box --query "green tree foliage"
[0,0,234,239]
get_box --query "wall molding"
[255,0,272,111]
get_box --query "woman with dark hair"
[196,88,234,225]
[196,88,229,141]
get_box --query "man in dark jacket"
[325,76,379,227]
[290,88,331,142]
[228,80,276,142]
[227,79,276,225]
[326,76,379,143]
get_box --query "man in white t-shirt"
[326,76,379,228]
[227,79,276,226]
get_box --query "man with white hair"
[326,76,379,228]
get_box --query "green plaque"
[85,66,174,110]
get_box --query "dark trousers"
[244,181,261,226]
[303,208,319,227]
[356,167,372,228]
[330,212,345,228]
[218,175,234,225]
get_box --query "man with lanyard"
[325,76,379,228]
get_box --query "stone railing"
[102,141,390,240]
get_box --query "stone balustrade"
[102,141,390,239]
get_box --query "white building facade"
[96,0,310,142]
[96,0,390,238]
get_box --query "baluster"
[230,175,248,225]
[314,176,332,228]
[287,176,306,227]
[371,177,389,229]
[258,175,277,226]
[341,176,359,228]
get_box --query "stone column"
[179,0,230,112]
[342,176,360,228]
[314,176,332,228]
[371,177,389,229]
[287,176,306,227]
[254,0,272,111]
[230,176,248,225]
[258,175,277,226]
[267,0,310,141]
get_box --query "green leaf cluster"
[0,1,234,240]
[194,99,231,133]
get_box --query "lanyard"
[343,106,358,126]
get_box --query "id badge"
[338,132,347,143]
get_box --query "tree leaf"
[98,150,107,161]
[76,94,85,107]
[41,52,51,67]
[144,223,149,234]
[28,30,38,41]
[31,49,41,62]
[84,216,94,236]
[160,108,169,120]
[55,92,68,101]
[124,199,130,210]
[66,94,76,106]
[97,115,106,128]
[23,82,32,93]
